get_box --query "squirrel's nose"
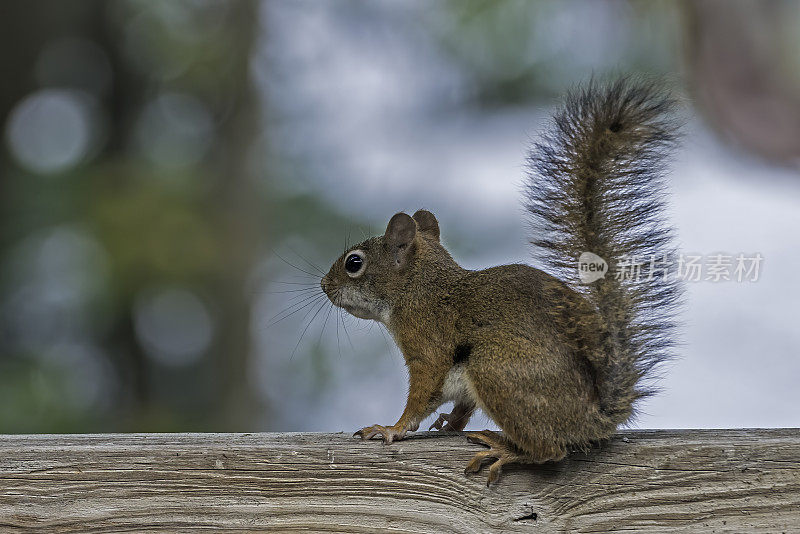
[320,276,329,293]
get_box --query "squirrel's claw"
[430,404,473,432]
[428,413,450,431]
[428,411,461,432]
[354,424,406,444]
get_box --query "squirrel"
[320,78,682,485]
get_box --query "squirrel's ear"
[412,210,440,242]
[385,212,417,268]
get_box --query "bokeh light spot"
[134,287,214,367]
[5,89,97,175]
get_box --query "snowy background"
[256,2,800,432]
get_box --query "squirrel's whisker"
[272,249,324,279]
[266,294,326,328]
[340,311,357,356]
[265,287,321,295]
[290,299,329,361]
[317,299,335,347]
[268,291,323,317]
[284,244,327,276]
[335,302,343,360]
[266,280,319,287]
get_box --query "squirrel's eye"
[344,253,364,275]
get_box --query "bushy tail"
[525,78,682,426]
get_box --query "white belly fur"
[441,365,475,405]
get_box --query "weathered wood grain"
[0,430,797,533]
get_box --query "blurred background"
[1,0,799,434]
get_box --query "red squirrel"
[321,78,682,485]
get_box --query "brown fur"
[321,212,614,471]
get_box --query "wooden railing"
[1,429,798,532]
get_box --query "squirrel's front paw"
[428,413,450,430]
[429,412,459,431]
[353,424,406,444]
[429,405,472,432]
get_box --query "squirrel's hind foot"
[465,430,566,486]
[464,430,522,486]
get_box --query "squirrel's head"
[321,209,442,323]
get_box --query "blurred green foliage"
[436,0,680,105]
